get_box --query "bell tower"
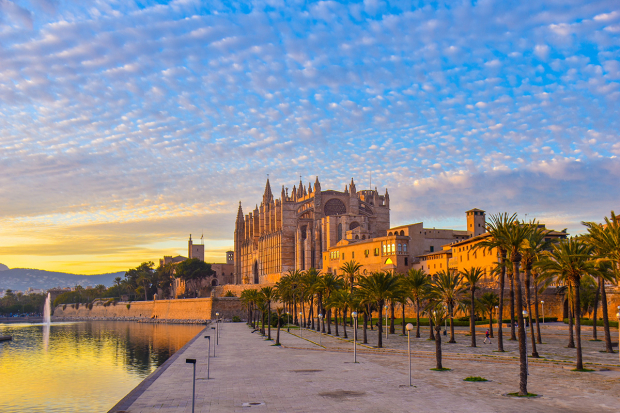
[466,208,486,237]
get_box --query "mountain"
[0,268,125,291]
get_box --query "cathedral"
[234,177,390,284]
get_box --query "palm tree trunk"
[275,319,281,345]
[327,309,331,334]
[592,278,600,340]
[509,272,516,341]
[525,268,539,358]
[534,274,542,344]
[568,295,575,348]
[489,308,493,338]
[601,279,614,353]
[512,260,528,396]
[448,304,456,343]
[334,309,339,336]
[390,301,395,334]
[435,324,442,369]
[294,298,298,325]
[363,311,368,344]
[429,314,435,340]
[377,302,383,348]
[267,304,272,340]
[575,280,583,370]
[401,301,406,335]
[470,289,476,347]
[342,306,348,339]
[497,253,506,352]
[416,298,421,338]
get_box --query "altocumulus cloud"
[0,0,619,272]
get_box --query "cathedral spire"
[350,177,356,194]
[263,178,273,205]
[236,201,244,221]
[314,176,321,192]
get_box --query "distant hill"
[0,268,125,291]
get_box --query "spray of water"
[43,292,51,325]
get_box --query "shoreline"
[51,316,211,324]
[107,325,208,413]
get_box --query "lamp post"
[286,311,290,333]
[215,312,220,345]
[541,301,545,324]
[203,336,211,379]
[186,359,197,413]
[406,323,414,386]
[318,314,323,346]
[299,312,303,338]
[352,311,358,363]
[522,309,529,375]
[384,304,388,339]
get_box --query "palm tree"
[474,212,517,352]
[521,223,552,357]
[404,268,429,338]
[504,218,535,395]
[537,238,598,371]
[478,292,499,338]
[261,286,276,340]
[339,260,362,328]
[317,273,342,334]
[430,304,447,369]
[357,271,401,348]
[461,267,484,347]
[430,269,465,344]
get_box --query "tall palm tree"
[261,286,276,340]
[538,238,598,371]
[430,304,447,369]
[461,267,484,347]
[504,218,535,396]
[317,273,342,334]
[357,271,401,348]
[405,268,429,338]
[474,212,517,352]
[339,260,362,328]
[521,223,552,357]
[430,269,465,344]
[478,292,499,338]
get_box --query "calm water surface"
[0,321,204,412]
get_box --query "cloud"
[0,0,619,272]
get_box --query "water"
[0,321,204,412]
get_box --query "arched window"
[362,235,366,239]
[324,198,347,216]
[398,244,402,252]
[385,258,394,265]
[211,279,218,286]
[355,235,359,239]
[388,232,393,236]
[403,244,407,253]
[337,223,343,241]
[400,230,405,236]
[392,243,395,253]
[382,244,386,254]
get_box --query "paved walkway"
[115,323,620,413]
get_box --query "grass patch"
[507,392,538,398]
[589,339,602,342]
[464,376,488,382]
[430,367,451,371]
[271,343,281,346]
[571,368,595,372]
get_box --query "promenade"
[112,322,620,413]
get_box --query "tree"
[461,267,484,347]
[504,218,535,395]
[537,238,598,371]
[430,304,447,370]
[261,286,276,340]
[357,271,401,348]
[405,268,430,338]
[430,269,465,344]
[175,259,214,297]
[478,292,499,338]
[474,212,517,352]
[275,307,283,345]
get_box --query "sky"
[0,0,619,274]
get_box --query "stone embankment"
[52,316,210,324]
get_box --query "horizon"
[1,1,619,274]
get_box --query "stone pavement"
[116,322,620,413]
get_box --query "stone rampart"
[53,297,244,321]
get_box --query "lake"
[0,321,204,412]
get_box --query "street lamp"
[299,312,303,338]
[186,359,197,413]
[384,304,389,339]
[522,309,529,375]
[318,313,323,346]
[541,301,545,324]
[406,323,414,386]
[352,311,358,363]
[203,336,211,379]
[215,312,220,345]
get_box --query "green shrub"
[88,303,93,310]
[464,376,487,382]
[126,304,131,310]
[232,316,241,322]
[563,318,618,328]
[224,291,235,297]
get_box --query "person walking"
[483,329,491,344]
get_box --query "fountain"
[43,293,51,325]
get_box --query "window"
[403,244,407,253]
[383,244,386,254]
[374,248,380,256]
[342,253,345,260]
[405,257,408,266]
[392,243,395,253]
[364,249,369,258]
[352,252,354,259]
[430,246,434,252]
[398,244,402,253]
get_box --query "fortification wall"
[53,297,244,321]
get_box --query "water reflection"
[0,321,204,413]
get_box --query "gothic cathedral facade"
[234,177,390,284]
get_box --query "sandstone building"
[234,178,390,284]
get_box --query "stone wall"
[53,297,245,321]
